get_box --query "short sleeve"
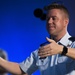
[19,50,38,75]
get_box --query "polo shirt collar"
[58,32,71,46]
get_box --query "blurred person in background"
[0,49,8,75]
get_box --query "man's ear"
[65,18,69,26]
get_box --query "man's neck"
[51,32,67,42]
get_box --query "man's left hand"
[38,37,63,58]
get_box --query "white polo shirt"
[19,32,75,75]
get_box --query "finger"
[38,48,51,56]
[39,45,50,51]
[39,52,51,58]
[38,47,51,53]
[46,37,55,43]
[39,51,50,56]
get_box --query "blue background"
[0,0,75,75]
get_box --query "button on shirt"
[19,32,75,75]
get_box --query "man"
[0,3,75,75]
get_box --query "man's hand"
[38,37,63,58]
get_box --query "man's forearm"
[66,47,75,59]
[0,57,23,75]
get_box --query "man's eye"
[53,17,56,20]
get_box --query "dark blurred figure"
[0,49,8,75]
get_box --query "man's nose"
[48,18,53,24]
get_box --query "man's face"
[46,9,68,36]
